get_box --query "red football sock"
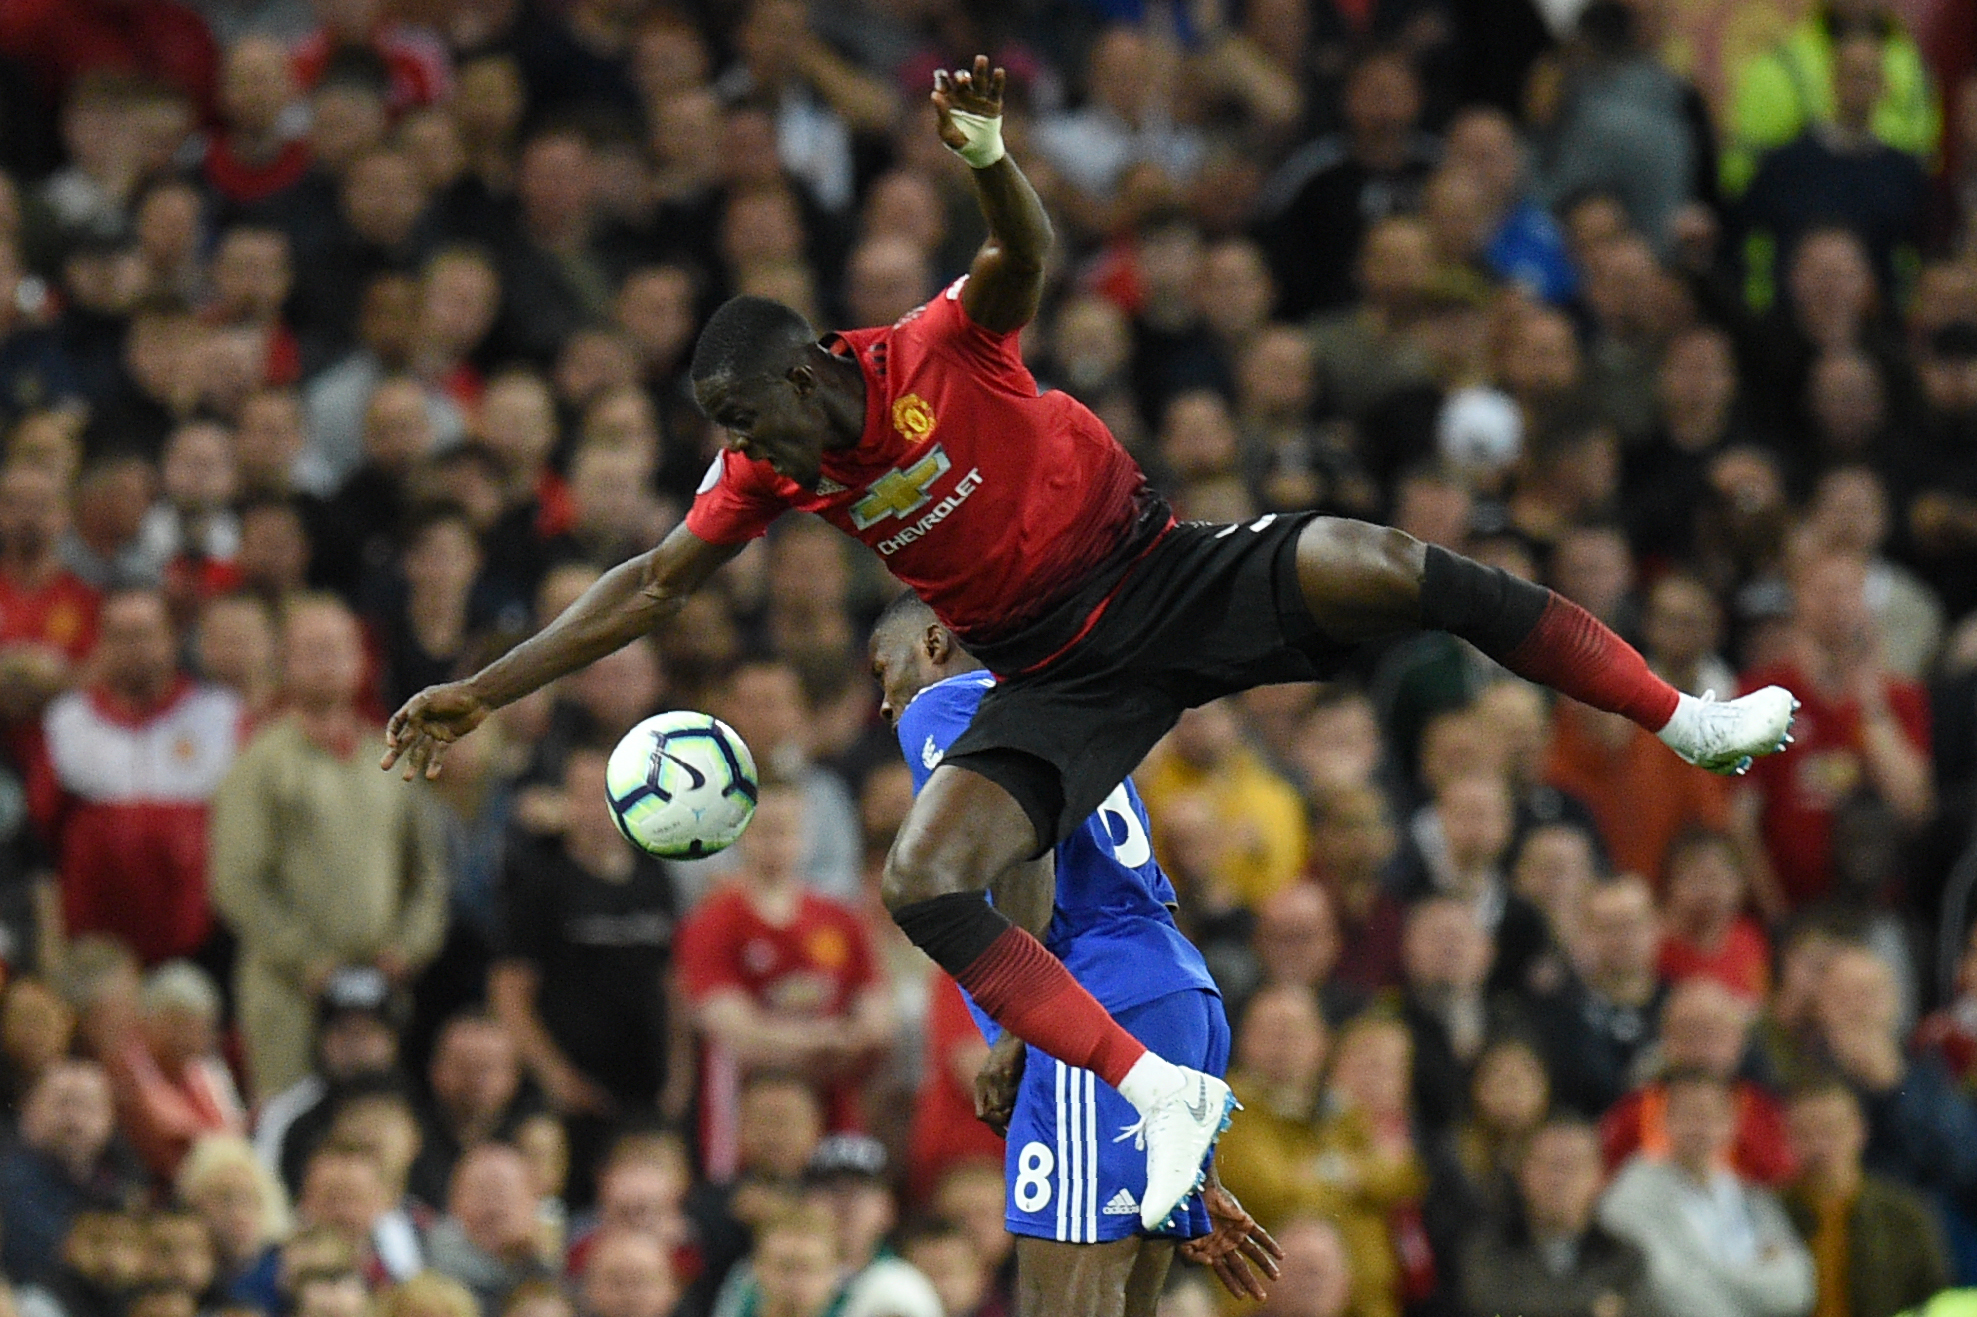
[956,926,1148,1087]
[1501,593,1680,731]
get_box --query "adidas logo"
[921,736,944,770]
[1102,1188,1139,1216]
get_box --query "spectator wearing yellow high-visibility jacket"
[1724,0,1938,197]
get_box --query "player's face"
[697,371,828,490]
[869,632,932,728]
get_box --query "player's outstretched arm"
[382,523,742,779]
[934,55,1050,334]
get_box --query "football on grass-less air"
[606,712,759,858]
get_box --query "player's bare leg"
[1014,1237,1170,1317]
[1123,1238,1178,1317]
[882,766,1236,1229]
[1289,517,1797,774]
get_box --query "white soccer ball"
[605,711,759,859]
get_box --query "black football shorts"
[942,512,1347,855]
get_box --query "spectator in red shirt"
[1657,829,1771,1003]
[674,782,894,1182]
[101,960,246,1180]
[290,0,449,114]
[1599,977,1794,1187]
[30,587,241,965]
[0,0,219,124]
[1735,551,1934,917]
[1915,921,1977,1089]
[0,461,99,721]
[905,973,1002,1207]
[204,37,310,222]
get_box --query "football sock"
[894,892,1150,1090]
[1421,545,1680,732]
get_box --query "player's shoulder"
[899,670,994,731]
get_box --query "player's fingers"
[974,53,990,87]
[1240,1233,1282,1278]
[1248,1222,1285,1263]
[989,66,1006,101]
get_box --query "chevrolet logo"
[849,447,951,529]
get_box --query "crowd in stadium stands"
[0,0,1976,1316]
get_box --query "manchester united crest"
[891,393,936,441]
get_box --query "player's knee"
[1294,517,1426,637]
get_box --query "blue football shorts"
[1002,987,1229,1243]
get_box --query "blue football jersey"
[896,671,1218,1039]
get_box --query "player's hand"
[382,681,491,780]
[974,1032,1025,1136]
[932,55,1004,153]
[1178,1169,1282,1302]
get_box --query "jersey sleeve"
[895,679,986,794]
[682,450,791,546]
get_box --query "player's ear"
[785,360,816,396]
[924,624,949,665]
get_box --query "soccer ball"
[605,711,760,859]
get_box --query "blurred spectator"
[727,1205,841,1317]
[1807,945,1977,1212]
[289,0,447,116]
[295,1139,418,1285]
[425,1142,551,1316]
[1252,1216,1353,1317]
[1446,1035,1552,1213]
[0,978,78,1113]
[1736,551,1933,916]
[1657,831,1772,1002]
[1140,700,1308,912]
[406,1014,530,1211]
[1724,0,1938,195]
[1529,876,1669,1118]
[1254,49,1435,318]
[292,1267,370,1317]
[100,960,245,1179]
[31,587,239,965]
[1802,467,1942,679]
[1598,1070,1815,1317]
[210,595,447,1098]
[255,965,402,1195]
[1308,783,1407,993]
[1032,25,1201,226]
[490,742,679,1196]
[0,462,98,720]
[675,783,891,1181]
[174,1134,290,1309]
[576,1228,677,1317]
[896,1219,987,1317]
[0,1060,139,1283]
[796,1134,938,1317]
[0,0,216,123]
[1782,1081,1948,1317]
[1914,922,1977,1087]
[1739,33,1929,307]
[1601,978,1794,1186]
[709,660,860,904]
[1396,896,1521,1135]
[1531,2,1700,248]
[713,0,895,216]
[904,973,1002,1208]
[1461,1118,1654,1317]
[374,1273,480,1317]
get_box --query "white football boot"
[1657,686,1800,776]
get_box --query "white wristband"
[945,107,1005,169]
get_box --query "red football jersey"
[1739,661,1930,908]
[685,280,1157,664]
